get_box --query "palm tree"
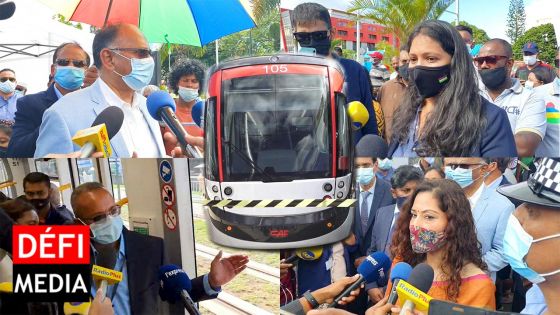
[250,0,280,22]
[347,0,454,47]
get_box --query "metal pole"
[456,0,460,25]
[215,39,219,65]
[356,13,360,60]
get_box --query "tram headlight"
[212,185,219,193]
[224,187,233,196]
[323,183,333,192]
[337,181,344,188]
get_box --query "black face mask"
[409,64,451,98]
[479,66,508,90]
[29,198,49,210]
[398,64,409,81]
[299,38,331,56]
[555,59,559,68]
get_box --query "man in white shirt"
[35,24,188,157]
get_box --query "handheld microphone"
[347,101,370,130]
[284,246,323,264]
[147,91,201,158]
[191,100,204,128]
[396,263,434,315]
[158,265,201,315]
[387,262,413,305]
[328,251,391,308]
[355,134,389,159]
[91,248,122,301]
[72,106,124,158]
[63,301,91,315]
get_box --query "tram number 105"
[264,64,288,74]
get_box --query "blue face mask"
[178,87,198,102]
[444,166,483,188]
[54,66,85,90]
[396,196,407,209]
[0,80,16,94]
[90,215,123,245]
[356,167,375,186]
[378,158,392,171]
[113,51,155,91]
[503,214,560,284]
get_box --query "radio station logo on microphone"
[12,225,91,301]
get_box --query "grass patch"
[194,218,279,268]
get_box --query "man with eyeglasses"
[8,42,94,158]
[22,172,74,225]
[290,2,378,143]
[444,158,514,281]
[0,68,21,122]
[35,24,185,158]
[477,39,546,157]
[71,182,249,315]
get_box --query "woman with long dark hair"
[388,179,495,309]
[389,20,516,157]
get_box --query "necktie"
[360,191,371,235]
[385,211,400,256]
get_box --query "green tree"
[347,0,454,47]
[451,21,490,45]
[512,23,557,63]
[53,14,83,30]
[375,40,399,66]
[506,0,526,43]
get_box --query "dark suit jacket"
[96,229,215,315]
[388,96,517,157]
[352,179,394,259]
[8,84,58,157]
[365,204,397,290]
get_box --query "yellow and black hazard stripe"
[202,198,356,208]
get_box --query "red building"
[281,7,399,54]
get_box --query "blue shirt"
[522,285,547,315]
[0,92,21,121]
[376,168,394,182]
[53,84,64,100]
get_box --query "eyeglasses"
[55,59,88,68]
[109,48,152,59]
[0,77,16,83]
[79,205,121,225]
[446,163,486,170]
[293,31,329,45]
[473,55,509,67]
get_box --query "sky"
[281,0,560,44]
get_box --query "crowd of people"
[0,172,249,315]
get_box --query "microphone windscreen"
[390,262,413,282]
[158,264,192,302]
[147,91,176,120]
[295,246,323,261]
[91,106,124,139]
[407,263,434,293]
[357,251,391,283]
[355,135,388,159]
[191,101,204,128]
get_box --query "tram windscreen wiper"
[222,139,276,182]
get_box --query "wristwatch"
[303,290,319,308]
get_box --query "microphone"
[387,262,413,305]
[72,106,124,158]
[327,251,391,307]
[355,134,389,159]
[347,101,370,130]
[0,1,15,20]
[91,247,122,301]
[63,301,91,315]
[284,246,323,264]
[396,263,434,315]
[191,100,204,128]
[147,91,201,158]
[159,265,201,315]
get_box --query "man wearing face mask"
[444,158,514,280]
[477,39,546,157]
[0,68,21,122]
[291,2,377,143]
[72,182,249,315]
[22,172,74,225]
[535,49,560,157]
[162,59,205,155]
[377,45,409,143]
[8,42,94,158]
[497,157,560,315]
[515,42,557,84]
[35,24,172,157]
[364,165,423,304]
[375,158,394,181]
